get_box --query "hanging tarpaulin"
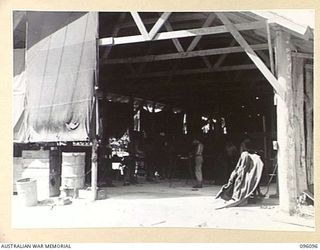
[13,49,26,130]
[15,12,98,142]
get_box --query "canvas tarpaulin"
[214,151,264,209]
[13,49,26,132]
[14,12,98,142]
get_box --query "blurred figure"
[225,140,238,178]
[157,132,170,179]
[191,138,204,188]
[240,136,252,154]
[123,133,144,186]
[144,135,156,182]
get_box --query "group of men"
[103,131,257,190]
[120,131,206,189]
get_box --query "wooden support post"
[91,138,98,201]
[270,95,279,197]
[91,15,100,201]
[274,29,297,214]
[305,66,314,190]
[262,115,267,161]
[292,56,308,194]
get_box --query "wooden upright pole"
[91,135,98,201]
[305,66,314,190]
[292,56,308,194]
[91,13,100,201]
[274,29,297,214]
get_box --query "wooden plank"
[130,12,150,40]
[216,13,285,100]
[163,21,184,52]
[213,40,236,68]
[275,29,297,214]
[202,56,213,69]
[91,139,98,201]
[292,56,308,194]
[185,13,217,68]
[120,13,209,29]
[187,13,216,52]
[99,20,266,46]
[102,43,268,64]
[148,12,171,40]
[123,64,257,79]
[266,21,275,74]
[305,67,313,188]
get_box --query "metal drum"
[16,178,38,206]
[61,152,85,189]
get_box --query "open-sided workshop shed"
[13,11,314,214]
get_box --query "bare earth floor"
[12,180,315,231]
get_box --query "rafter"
[121,13,210,29]
[130,12,150,40]
[266,21,275,74]
[163,20,184,52]
[202,56,213,68]
[119,64,258,79]
[213,40,236,68]
[101,43,268,64]
[216,13,285,100]
[187,13,217,52]
[107,75,268,90]
[99,21,266,46]
[184,13,217,68]
[149,12,172,39]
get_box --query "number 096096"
[300,244,318,248]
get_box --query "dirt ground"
[11,180,315,231]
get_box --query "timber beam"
[130,12,172,41]
[104,76,269,90]
[99,20,266,46]
[120,13,210,29]
[162,19,184,52]
[187,13,217,52]
[101,43,269,64]
[120,64,258,79]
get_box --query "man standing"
[192,138,204,188]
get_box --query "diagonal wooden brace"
[216,13,286,101]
